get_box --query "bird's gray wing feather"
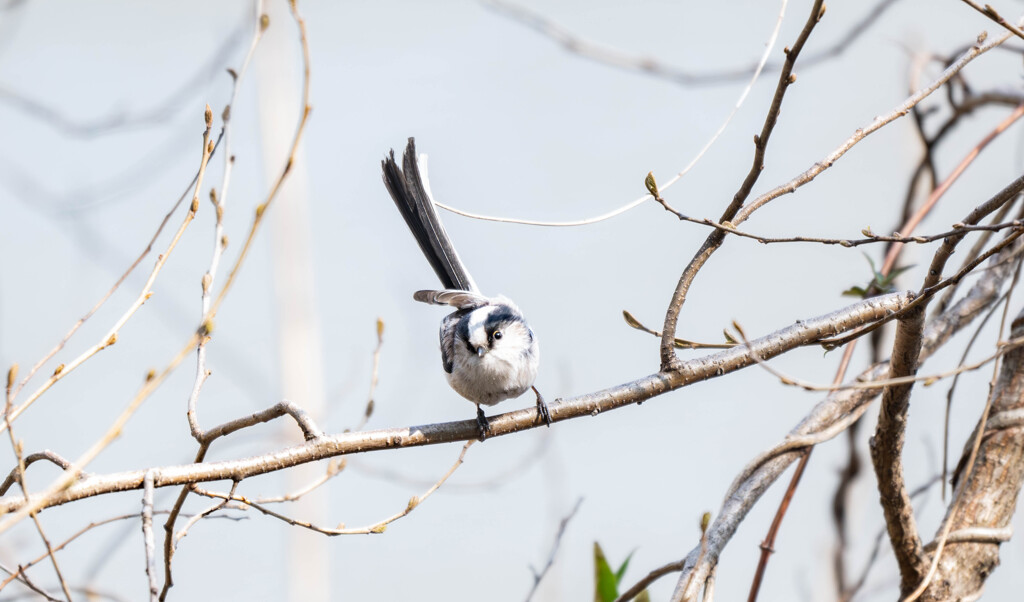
[381,138,478,292]
[414,289,490,310]
[439,313,461,374]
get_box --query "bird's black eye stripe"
[484,305,519,330]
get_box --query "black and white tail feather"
[382,138,550,439]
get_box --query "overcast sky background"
[1,0,1024,600]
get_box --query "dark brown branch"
[615,559,685,602]
[747,449,811,602]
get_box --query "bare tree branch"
[525,497,583,602]
[0,292,913,515]
[660,0,826,370]
[483,0,901,86]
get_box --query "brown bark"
[921,310,1024,600]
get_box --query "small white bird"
[382,138,550,439]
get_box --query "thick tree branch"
[870,168,1024,594]
[0,292,912,515]
[914,308,1024,600]
[870,303,930,591]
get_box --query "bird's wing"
[439,312,461,374]
[414,289,491,310]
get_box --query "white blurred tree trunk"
[258,1,328,600]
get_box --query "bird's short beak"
[476,346,486,357]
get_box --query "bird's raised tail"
[382,138,478,293]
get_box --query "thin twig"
[880,104,1024,275]
[0,561,61,602]
[141,471,157,602]
[0,107,215,537]
[483,0,899,86]
[435,0,788,227]
[7,131,224,403]
[252,460,344,504]
[660,0,826,370]
[960,0,1024,41]
[821,221,1024,349]
[356,318,384,431]
[191,441,474,535]
[432,21,1013,239]
[0,26,246,136]
[186,0,267,441]
[615,560,685,602]
[5,367,73,602]
[732,29,1016,225]
[525,497,583,602]
[172,481,239,547]
[1,108,217,435]
[0,510,243,593]
[746,449,811,602]
[747,344,857,601]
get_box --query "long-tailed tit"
[382,138,550,439]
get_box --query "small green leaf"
[863,253,878,274]
[880,264,914,287]
[843,253,914,299]
[636,591,652,602]
[594,543,618,602]
[622,310,643,330]
[615,550,636,584]
[644,172,660,199]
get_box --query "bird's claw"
[533,386,552,427]
[476,405,491,441]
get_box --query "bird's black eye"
[493,331,503,340]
